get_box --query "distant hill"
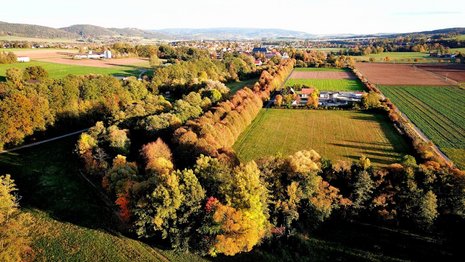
[154,27,316,40]
[61,24,115,38]
[0,21,76,39]
[0,20,464,41]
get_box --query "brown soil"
[355,62,453,86]
[290,71,356,79]
[11,49,148,68]
[416,64,465,83]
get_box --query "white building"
[73,50,112,60]
[17,56,30,62]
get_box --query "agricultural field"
[286,79,364,91]
[355,63,454,86]
[233,109,410,166]
[379,85,465,169]
[286,67,365,91]
[0,60,147,79]
[416,64,465,83]
[352,52,438,63]
[294,67,350,72]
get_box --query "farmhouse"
[289,88,364,107]
[318,91,364,107]
[73,50,112,60]
[17,56,30,62]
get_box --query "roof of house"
[252,47,267,53]
[301,88,315,95]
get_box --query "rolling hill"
[0,21,76,39]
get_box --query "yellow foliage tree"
[0,175,32,262]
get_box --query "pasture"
[294,67,349,72]
[355,63,453,86]
[285,78,364,91]
[286,67,365,91]
[0,60,147,79]
[233,109,410,166]
[379,85,465,169]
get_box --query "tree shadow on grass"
[0,136,120,234]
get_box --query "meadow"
[294,67,349,72]
[285,78,364,91]
[379,85,465,169]
[233,109,410,166]
[0,60,145,79]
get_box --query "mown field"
[0,61,145,79]
[294,67,349,72]
[379,85,465,169]
[286,78,364,91]
[233,109,410,166]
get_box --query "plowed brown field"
[355,62,453,85]
[416,64,465,83]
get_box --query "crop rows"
[379,85,465,168]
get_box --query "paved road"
[0,128,89,154]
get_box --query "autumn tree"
[275,94,283,107]
[0,175,32,261]
[5,68,23,88]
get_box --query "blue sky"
[1,0,464,34]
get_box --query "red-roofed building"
[299,88,315,98]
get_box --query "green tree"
[416,190,438,229]
[350,171,375,213]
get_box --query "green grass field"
[285,78,365,91]
[0,61,147,80]
[379,85,465,169]
[233,109,409,166]
[294,67,349,72]
[226,77,259,94]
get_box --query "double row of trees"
[173,59,295,165]
[74,59,294,256]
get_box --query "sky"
[1,0,464,34]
